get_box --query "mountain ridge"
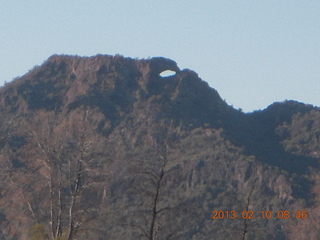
[0,54,319,239]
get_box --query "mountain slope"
[0,54,319,240]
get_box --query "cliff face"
[0,54,319,240]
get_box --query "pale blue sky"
[1,1,319,112]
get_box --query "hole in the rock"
[159,70,176,77]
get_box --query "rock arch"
[159,70,176,77]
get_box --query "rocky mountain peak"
[0,54,319,240]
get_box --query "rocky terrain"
[0,54,319,239]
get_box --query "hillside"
[0,54,319,240]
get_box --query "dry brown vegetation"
[0,55,319,239]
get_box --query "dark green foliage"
[169,69,229,129]
[8,135,26,152]
[17,78,65,110]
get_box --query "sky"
[1,1,319,112]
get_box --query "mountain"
[0,54,319,240]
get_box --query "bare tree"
[239,165,264,240]
[117,121,185,240]
[241,179,257,240]
[28,110,105,240]
[0,112,44,239]
[148,141,168,240]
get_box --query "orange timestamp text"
[211,210,308,220]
